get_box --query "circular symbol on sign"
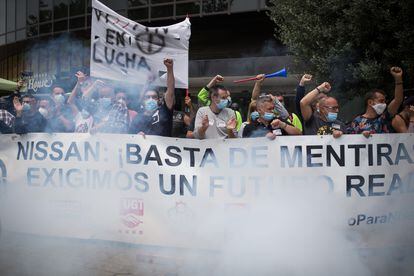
[135,32,165,55]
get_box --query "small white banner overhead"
[90,0,191,88]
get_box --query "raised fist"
[318,82,331,93]
[390,67,403,80]
[164,58,174,69]
[300,74,312,86]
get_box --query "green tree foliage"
[267,0,414,99]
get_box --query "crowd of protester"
[0,59,413,138]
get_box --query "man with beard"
[348,67,404,137]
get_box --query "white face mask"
[38,107,48,117]
[372,103,387,115]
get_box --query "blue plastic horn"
[265,68,287,79]
[233,68,288,83]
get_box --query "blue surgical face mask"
[54,94,65,104]
[326,112,337,122]
[22,103,31,112]
[99,97,112,109]
[81,109,90,119]
[263,112,275,121]
[250,111,260,121]
[144,99,158,112]
[227,96,232,107]
[217,99,228,110]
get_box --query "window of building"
[128,7,149,21]
[54,0,69,19]
[128,0,148,7]
[16,0,27,29]
[0,0,6,35]
[100,0,127,11]
[54,19,68,32]
[70,0,86,17]
[39,0,53,22]
[152,0,172,4]
[176,2,201,16]
[27,0,39,25]
[39,23,52,34]
[6,32,15,44]
[151,4,173,19]
[70,17,85,30]
[16,29,26,41]
[230,0,258,13]
[0,35,5,46]
[6,0,16,32]
[202,0,228,14]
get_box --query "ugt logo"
[120,198,144,229]
[135,28,167,55]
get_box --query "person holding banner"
[392,95,414,133]
[300,82,346,137]
[242,95,301,139]
[348,67,404,137]
[129,59,175,137]
[193,85,237,139]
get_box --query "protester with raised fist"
[129,58,175,137]
[300,82,346,137]
[348,67,404,137]
[295,74,313,121]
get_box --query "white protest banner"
[90,0,191,88]
[0,133,413,251]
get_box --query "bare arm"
[83,79,104,98]
[163,58,175,110]
[251,74,265,101]
[392,114,408,133]
[388,67,404,116]
[300,82,331,122]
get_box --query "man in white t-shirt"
[193,85,237,139]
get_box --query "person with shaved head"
[300,82,346,138]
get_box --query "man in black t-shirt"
[13,94,46,133]
[242,95,302,139]
[300,82,347,138]
[129,59,175,137]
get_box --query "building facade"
[0,0,299,115]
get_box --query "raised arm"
[198,75,223,106]
[163,58,175,110]
[300,82,331,122]
[296,74,312,119]
[388,67,404,116]
[83,79,105,98]
[251,74,265,101]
